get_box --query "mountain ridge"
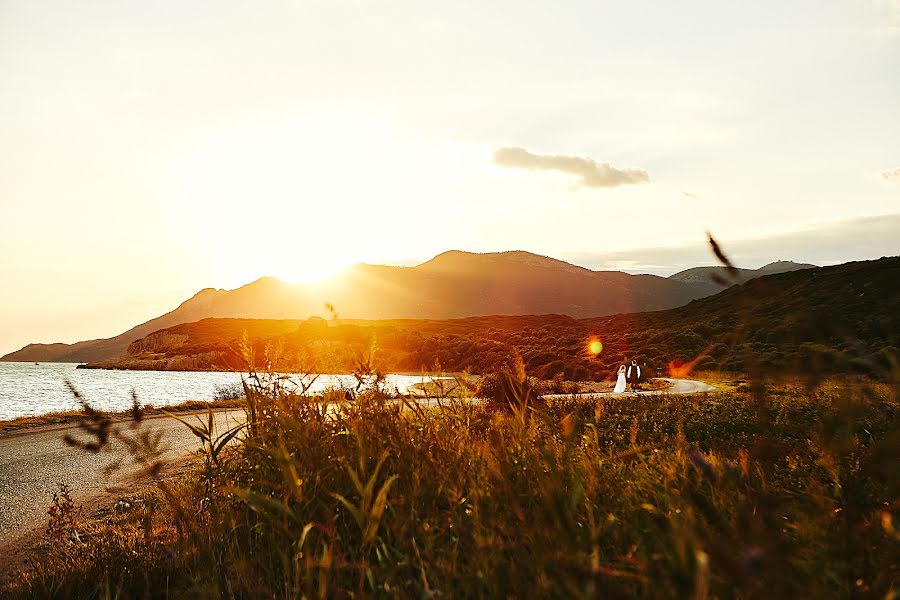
[668,260,816,293]
[2,250,817,364]
[79,256,898,376]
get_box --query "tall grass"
[4,367,898,598]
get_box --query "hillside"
[1,288,226,364]
[2,250,714,363]
[668,260,816,295]
[586,256,898,376]
[82,257,899,380]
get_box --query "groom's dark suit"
[626,363,641,391]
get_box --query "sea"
[0,362,428,421]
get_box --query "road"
[0,378,713,555]
[0,409,244,552]
[541,377,716,400]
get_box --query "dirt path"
[0,409,244,556]
[656,377,717,394]
[541,377,716,400]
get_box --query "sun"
[271,255,354,283]
[587,337,603,355]
[180,108,484,289]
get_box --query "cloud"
[563,213,900,276]
[881,166,900,182]
[493,147,649,189]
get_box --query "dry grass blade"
[707,232,739,278]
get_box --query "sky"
[1,0,899,355]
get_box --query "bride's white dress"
[613,372,627,393]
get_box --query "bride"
[613,365,627,393]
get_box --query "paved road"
[0,409,244,550]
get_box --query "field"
[2,368,898,599]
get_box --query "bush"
[213,381,245,401]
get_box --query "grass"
[2,369,897,599]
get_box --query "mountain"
[79,256,898,379]
[669,260,816,283]
[0,251,816,364]
[755,260,818,274]
[668,260,817,295]
[331,250,708,319]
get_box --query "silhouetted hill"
[756,260,817,274]
[669,260,816,295]
[2,250,714,363]
[81,257,898,379]
[586,256,897,376]
[1,288,229,364]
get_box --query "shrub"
[213,381,245,401]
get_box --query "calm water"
[0,362,427,421]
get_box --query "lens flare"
[668,349,710,378]
[587,338,603,355]
[668,359,688,378]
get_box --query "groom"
[626,360,641,392]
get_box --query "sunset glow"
[1,0,898,357]
[271,257,354,284]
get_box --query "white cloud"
[493,147,649,189]
[881,166,900,182]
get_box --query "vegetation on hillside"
[86,257,899,382]
[584,255,900,378]
[2,250,713,364]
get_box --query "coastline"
[74,363,467,377]
[2,358,466,378]
[0,398,246,435]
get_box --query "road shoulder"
[0,454,199,583]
